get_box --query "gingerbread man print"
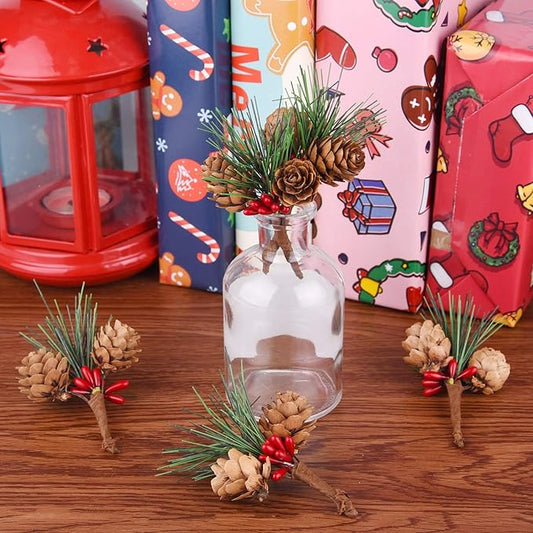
[243,0,314,75]
[401,55,438,130]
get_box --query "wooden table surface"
[0,266,531,533]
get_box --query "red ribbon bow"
[338,190,360,222]
[480,212,517,256]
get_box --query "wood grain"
[0,266,531,532]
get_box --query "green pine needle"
[285,67,384,151]
[202,101,294,191]
[158,366,265,481]
[422,289,504,373]
[19,281,98,378]
[201,67,384,196]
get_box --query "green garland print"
[468,221,519,267]
[373,0,440,32]
[353,258,426,304]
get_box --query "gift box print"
[427,0,533,326]
[338,179,396,235]
[313,0,490,312]
[148,0,235,292]
[231,0,315,252]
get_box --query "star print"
[0,39,7,54]
[87,38,108,57]
[384,263,393,273]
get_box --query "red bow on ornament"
[479,212,518,258]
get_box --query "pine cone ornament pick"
[271,158,320,207]
[258,391,316,449]
[307,136,365,186]
[17,348,70,403]
[210,448,270,502]
[402,319,452,372]
[469,347,510,394]
[202,154,252,212]
[92,319,141,372]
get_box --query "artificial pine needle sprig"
[16,281,141,453]
[421,290,504,374]
[286,67,384,151]
[402,291,510,448]
[159,369,358,518]
[201,67,383,217]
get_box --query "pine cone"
[402,320,452,373]
[258,391,316,449]
[307,136,365,185]
[16,348,70,402]
[202,153,252,213]
[264,106,296,141]
[210,448,270,502]
[468,347,510,395]
[91,319,141,372]
[271,158,320,207]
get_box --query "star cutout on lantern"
[0,39,7,54]
[87,38,108,57]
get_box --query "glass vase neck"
[256,201,316,252]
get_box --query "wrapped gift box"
[313,0,489,311]
[338,179,396,235]
[230,0,315,251]
[147,0,234,292]
[426,0,533,326]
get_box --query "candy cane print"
[168,211,220,264]
[160,24,214,81]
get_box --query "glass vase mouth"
[256,201,317,225]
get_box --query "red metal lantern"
[0,0,158,286]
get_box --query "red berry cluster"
[422,358,478,397]
[243,193,292,216]
[70,365,129,405]
[259,435,295,481]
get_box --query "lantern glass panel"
[0,103,74,242]
[92,89,155,238]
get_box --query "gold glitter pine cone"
[210,448,271,502]
[468,347,510,395]
[16,347,70,403]
[307,136,365,185]
[402,319,452,373]
[91,319,141,372]
[271,158,320,207]
[202,154,252,213]
[258,391,316,449]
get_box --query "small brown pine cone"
[468,347,510,395]
[258,391,316,450]
[16,348,70,402]
[264,107,296,141]
[307,136,365,185]
[202,154,252,213]
[91,319,141,372]
[271,158,320,207]
[402,319,452,373]
[210,448,270,502]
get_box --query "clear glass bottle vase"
[223,201,344,420]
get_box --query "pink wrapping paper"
[314,0,490,312]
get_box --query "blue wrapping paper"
[147,0,234,292]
